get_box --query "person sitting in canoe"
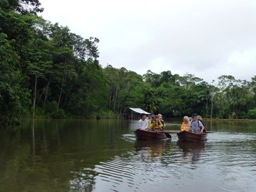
[157,114,165,129]
[149,115,163,131]
[180,116,191,132]
[190,113,205,133]
[138,113,149,130]
[147,114,152,124]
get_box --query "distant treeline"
[1,0,256,126]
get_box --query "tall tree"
[0,33,30,125]
[2,0,44,14]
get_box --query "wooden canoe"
[134,129,171,140]
[177,131,207,142]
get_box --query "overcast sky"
[40,0,256,83]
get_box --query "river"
[0,119,256,192]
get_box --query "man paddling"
[138,113,149,130]
[149,115,163,131]
[190,113,205,133]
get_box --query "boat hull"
[177,131,207,142]
[134,129,169,140]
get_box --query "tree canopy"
[1,0,256,126]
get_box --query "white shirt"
[138,119,148,129]
[191,120,203,133]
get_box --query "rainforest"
[1,0,256,126]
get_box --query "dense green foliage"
[1,0,256,126]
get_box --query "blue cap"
[191,113,197,117]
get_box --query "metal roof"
[129,108,151,114]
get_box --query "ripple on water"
[71,132,256,192]
[207,132,256,142]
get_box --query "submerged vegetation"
[1,0,256,126]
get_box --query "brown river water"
[0,119,256,192]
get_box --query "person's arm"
[198,121,205,133]
[180,123,185,131]
[158,120,163,129]
[200,126,205,133]
[190,122,194,132]
[138,120,142,129]
[161,120,165,127]
[149,121,154,129]
[145,120,149,129]
[187,123,192,132]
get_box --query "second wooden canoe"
[134,129,171,140]
[177,131,207,142]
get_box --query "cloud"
[40,0,256,82]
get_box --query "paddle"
[164,131,172,138]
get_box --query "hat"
[191,113,197,117]
[151,114,156,118]
[183,116,189,121]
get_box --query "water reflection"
[1,119,256,192]
[134,140,169,162]
[177,141,205,164]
